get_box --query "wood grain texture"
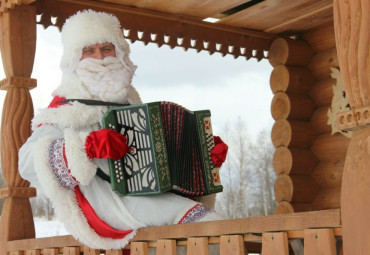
[268,38,314,67]
[273,147,318,175]
[270,65,314,94]
[187,238,208,255]
[304,229,336,255]
[220,235,244,255]
[262,232,289,255]
[0,5,37,255]
[156,240,176,255]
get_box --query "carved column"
[333,0,370,253]
[0,4,37,255]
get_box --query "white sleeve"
[18,125,97,193]
[18,125,63,193]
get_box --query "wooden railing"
[6,209,342,255]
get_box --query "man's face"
[81,42,116,60]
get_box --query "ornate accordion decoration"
[102,101,223,197]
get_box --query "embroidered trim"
[48,138,79,189]
[178,204,214,224]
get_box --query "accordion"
[102,101,223,197]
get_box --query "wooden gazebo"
[0,0,368,254]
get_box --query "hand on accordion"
[211,136,228,167]
[85,129,129,160]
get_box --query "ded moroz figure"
[19,9,228,250]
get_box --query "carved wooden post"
[0,4,37,255]
[333,0,370,253]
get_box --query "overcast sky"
[0,25,274,137]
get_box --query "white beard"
[76,57,134,104]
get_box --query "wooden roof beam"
[35,0,277,60]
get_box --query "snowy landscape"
[34,217,69,238]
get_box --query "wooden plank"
[131,242,148,255]
[156,240,176,255]
[24,250,40,255]
[187,238,208,255]
[99,0,249,19]
[9,252,23,255]
[132,209,341,241]
[35,0,274,61]
[43,249,59,255]
[220,0,332,33]
[106,249,123,255]
[83,246,100,255]
[261,232,289,255]
[266,5,333,34]
[6,210,341,252]
[304,229,336,255]
[63,247,80,255]
[220,235,244,255]
[7,235,82,252]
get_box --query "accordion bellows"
[102,101,223,196]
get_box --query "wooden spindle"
[262,232,289,255]
[43,249,58,255]
[83,247,100,255]
[304,229,337,255]
[335,0,370,242]
[131,242,148,255]
[187,238,209,255]
[63,247,80,255]
[220,235,245,255]
[0,5,37,255]
[156,240,176,255]
[106,249,123,255]
[24,250,40,255]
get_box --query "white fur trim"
[34,135,137,249]
[127,85,142,104]
[64,129,97,185]
[32,101,105,131]
[52,72,85,99]
[61,10,131,71]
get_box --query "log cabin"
[0,0,368,254]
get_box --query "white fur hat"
[60,9,134,72]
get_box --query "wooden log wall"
[269,24,350,214]
[304,24,350,211]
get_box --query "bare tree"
[216,118,276,219]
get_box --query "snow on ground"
[34,217,69,237]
